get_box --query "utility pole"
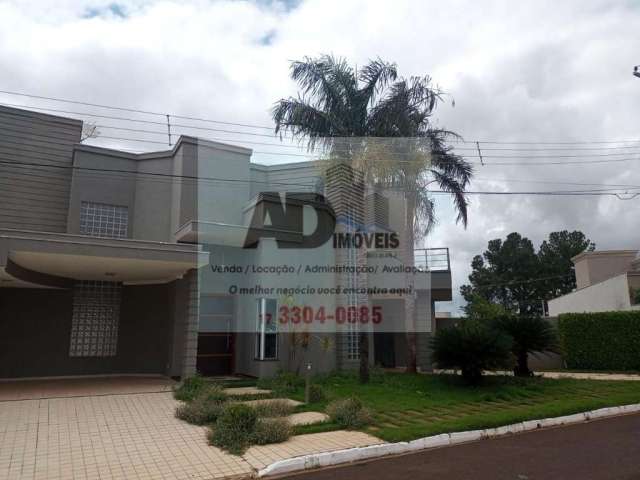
[166,114,172,146]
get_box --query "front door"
[197,295,234,376]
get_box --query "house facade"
[548,250,640,316]
[0,105,452,380]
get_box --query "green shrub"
[173,375,209,402]
[558,311,640,371]
[308,384,327,403]
[208,404,257,455]
[326,397,372,429]
[494,315,559,376]
[431,320,513,385]
[175,385,228,425]
[257,371,304,396]
[251,418,292,445]
[251,399,295,418]
[368,364,386,383]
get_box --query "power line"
[1,159,639,199]
[473,176,640,190]
[466,273,576,290]
[2,96,640,177]
[3,89,640,147]
[0,90,275,130]
[3,124,640,180]
[4,99,640,168]
[5,121,640,167]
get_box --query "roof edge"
[572,249,639,263]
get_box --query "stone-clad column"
[181,268,200,378]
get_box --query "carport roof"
[0,228,209,288]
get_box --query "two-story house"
[0,105,452,380]
[548,250,640,315]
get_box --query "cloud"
[1,0,639,314]
[83,3,128,18]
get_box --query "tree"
[461,231,595,316]
[463,293,509,322]
[461,232,542,315]
[272,55,472,380]
[538,230,595,298]
[431,320,512,385]
[494,315,559,376]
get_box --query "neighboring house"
[548,250,640,316]
[0,105,452,380]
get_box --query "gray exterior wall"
[0,105,452,379]
[0,284,173,378]
[0,106,82,233]
[67,148,138,238]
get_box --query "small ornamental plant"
[173,374,209,402]
[326,397,372,429]
[208,404,258,455]
[175,384,228,425]
[251,418,292,445]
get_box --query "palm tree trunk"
[404,194,418,374]
[358,331,370,383]
[514,350,531,377]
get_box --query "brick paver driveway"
[0,377,253,480]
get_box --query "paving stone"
[223,387,272,396]
[0,386,253,480]
[242,398,303,407]
[286,412,330,426]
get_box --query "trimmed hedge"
[558,311,640,371]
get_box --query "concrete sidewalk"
[433,369,640,381]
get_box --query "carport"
[0,229,208,379]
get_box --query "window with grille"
[69,281,121,357]
[80,201,128,238]
[346,203,360,361]
[347,325,359,360]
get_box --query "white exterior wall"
[548,273,631,316]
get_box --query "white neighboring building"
[548,250,640,316]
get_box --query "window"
[256,298,278,360]
[80,201,129,238]
[69,281,121,357]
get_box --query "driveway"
[284,413,640,480]
[0,377,253,480]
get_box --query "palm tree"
[495,315,559,377]
[272,55,472,378]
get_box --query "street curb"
[256,403,640,477]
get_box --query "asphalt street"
[285,413,640,480]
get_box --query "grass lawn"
[287,372,640,442]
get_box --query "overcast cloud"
[1,0,639,313]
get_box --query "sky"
[1,0,640,313]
